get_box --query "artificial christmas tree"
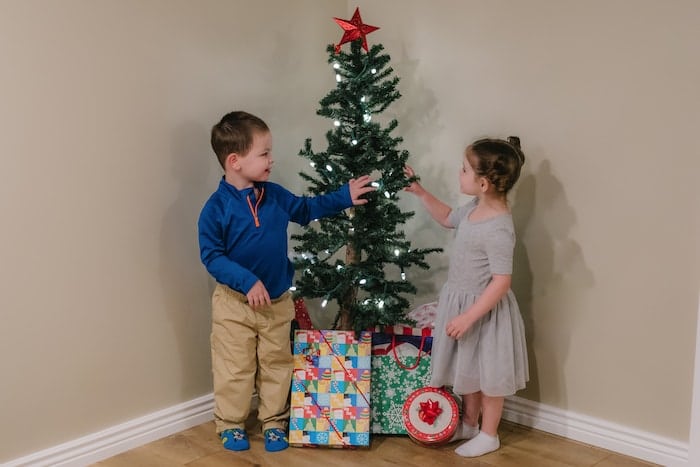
[292,8,442,332]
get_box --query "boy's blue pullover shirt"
[198,178,352,299]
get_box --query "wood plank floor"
[94,416,659,467]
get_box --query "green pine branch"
[292,38,442,331]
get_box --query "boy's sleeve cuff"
[341,184,352,207]
[241,276,260,295]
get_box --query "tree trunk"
[338,237,359,330]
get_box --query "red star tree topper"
[333,7,379,53]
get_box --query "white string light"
[326,164,333,172]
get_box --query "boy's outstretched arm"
[348,175,375,205]
[403,165,452,228]
[281,175,375,226]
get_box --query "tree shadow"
[390,44,452,309]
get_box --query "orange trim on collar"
[246,187,265,227]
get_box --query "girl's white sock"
[450,422,480,442]
[454,431,500,457]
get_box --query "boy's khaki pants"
[210,284,295,434]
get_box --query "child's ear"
[226,153,239,170]
[479,176,490,193]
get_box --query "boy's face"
[233,130,273,185]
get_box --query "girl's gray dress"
[430,198,529,396]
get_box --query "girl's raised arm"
[404,165,453,228]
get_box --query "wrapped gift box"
[403,386,459,446]
[293,298,314,330]
[290,330,372,448]
[370,325,432,434]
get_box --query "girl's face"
[459,148,482,195]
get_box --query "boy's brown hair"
[210,111,269,168]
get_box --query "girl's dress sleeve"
[485,220,515,275]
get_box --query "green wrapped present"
[370,326,432,434]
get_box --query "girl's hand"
[446,312,473,339]
[403,165,424,194]
[446,276,511,339]
[349,175,375,205]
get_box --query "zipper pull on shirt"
[246,186,264,227]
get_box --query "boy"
[198,111,374,452]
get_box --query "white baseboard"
[5,393,689,466]
[503,396,689,466]
[4,394,215,467]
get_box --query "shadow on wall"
[392,45,451,310]
[511,158,594,405]
[158,121,217,397]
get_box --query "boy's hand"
[403,165,424,194]
[247,280,271,309]
[348,175,375,205]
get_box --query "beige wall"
[1,0,698,463]
[353,0,699,441]
[0,0,342,462]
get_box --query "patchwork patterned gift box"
[290,330,372,448]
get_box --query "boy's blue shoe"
[220,428,249,451]
[264,428,289,452]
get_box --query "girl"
[404,137,529,457]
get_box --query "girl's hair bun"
[506,136,525,165]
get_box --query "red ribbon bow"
[418,399,442,425]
